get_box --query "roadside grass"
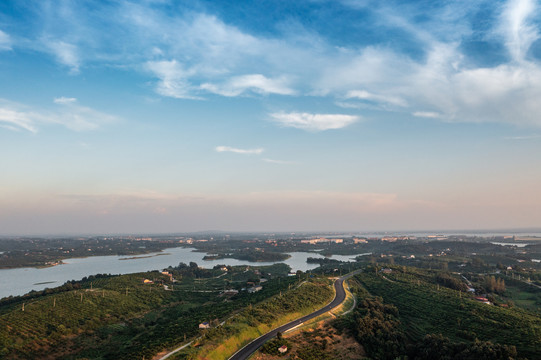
[331,282,355,317]
[174,278,335,360]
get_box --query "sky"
[1,0,541,235]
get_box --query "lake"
[0,247,367,299]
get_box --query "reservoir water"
[0,247,366,299]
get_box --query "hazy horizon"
[1,0,541,234]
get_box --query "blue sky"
[1,0,541,234]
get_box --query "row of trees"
[484,275,506,294]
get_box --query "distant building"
[381,268,392,274]
[223,289,239,296]
[300,237,343,244]
[161,271,173,281]
[474,297,491,305]
[199,322,211,329]
[248,285,263,293]
[143,279,153,284]
[278,345,288,353]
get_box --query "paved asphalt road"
[229,270,362,360]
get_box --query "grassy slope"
[173,279,335,360]
[0,265,298,360]
[355,266,541,359]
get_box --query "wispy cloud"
[500,0,539,62]
[201,74,295,97]
[51,97,117,131]
[0,98,117,133]
[412,111,443,119]
[270,112,359,131]
[0,105,38,133]
[8,0,541,127]
[53,97,77,104]
[504,134,541,140]
[146,60,200,100]
[0,30,12,51]
[262,158,295,165]
[43,39,80,74]
[215,146,264,155]
[345,90,407,107]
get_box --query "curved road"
[229,270,362,360]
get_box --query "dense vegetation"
[2,234,541,359]
[334,266,541,359]
[202,249,290,262]
[0,263,298,359]
[174,277,334,359]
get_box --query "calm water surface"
[0,247,367,299]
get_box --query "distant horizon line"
[2,227,541,238]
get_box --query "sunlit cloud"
[270,112,359,131]
[215,146,264,155]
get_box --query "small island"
[203,250,290,262]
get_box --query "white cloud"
[146,60,200,99]
[346,89,407,107]
[44,39,80,74]
[500,0,539,62]
[0,98,117,133]
[215,146,264,155]
[54,97,77,104]
[412,111,442,119]
[262,158,295,164]
[52,97,117,131]
[201,74,295,97]
[13,0,541,127]
[270,112,359,131]
[0,30,12,51]
[0,106,38,133]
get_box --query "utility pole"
[80,293,83,302]
[22,303,24,311]
[53,298,56,308]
